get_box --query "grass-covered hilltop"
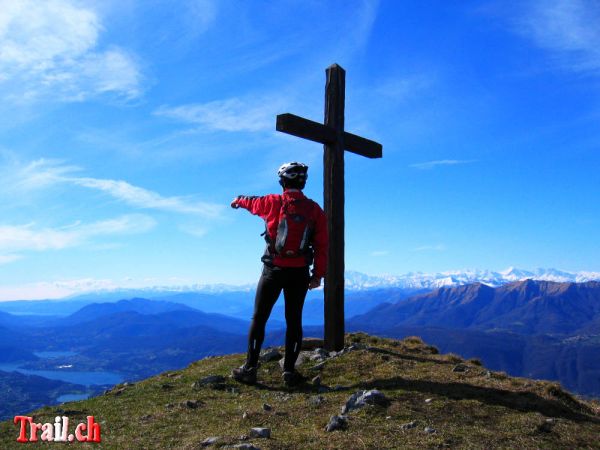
[1,333,599,449]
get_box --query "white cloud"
[8,159,79,191]
[514,0,600,75]
[370,250,389,257]
[0,214,156,254]
[409,159,477,170]
[70,177,223,218]
[348,0,379,49]
[0,0,98,66]
[0,0,142,102]
[185,0,218,34]
[3,158,224,218]
[155,96,286,132]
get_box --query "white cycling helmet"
[278,162,308,179]
[278,162,308,188]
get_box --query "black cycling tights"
[245,265,309,372]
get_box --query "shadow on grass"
[364,346,454,365]
[351,376,600,423]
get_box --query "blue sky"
[0,0,599,300]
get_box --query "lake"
[0,352,124,386]
[56,393,91,403]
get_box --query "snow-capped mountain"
[343,268,600,290]
[49,267,600,301]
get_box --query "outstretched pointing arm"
[230,195,276,219]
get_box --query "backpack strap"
[261,195,283,255]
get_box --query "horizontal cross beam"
[276,113,382,159]
[344,131,382,159]
[276,113,336,145]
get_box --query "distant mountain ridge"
[343,267,600,290]
[350,280,600,335]
[65,297,196,324]
[0,268,598,308]
[57,267,600,295]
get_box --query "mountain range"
[2,268,599,313]
[350,280,600,335]
[343,268,600,290]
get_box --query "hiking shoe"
[282,370,306,388]
[232,365,257,385]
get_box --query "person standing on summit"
[230,162,328,387]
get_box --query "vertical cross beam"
[323,65,346,351]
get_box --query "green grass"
[1,332,599,449]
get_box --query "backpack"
[267,196,315,260]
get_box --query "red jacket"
[234,189,328,278]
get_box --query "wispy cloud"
[5,158,224,218]
[183,0,218,35]
[155,96,286,132]
[70,177,223,218]
[0,0,142,102]
[412,244,446,252]
[8,158,79,191]
[153,1,380,134]
[0,214,155,255]
[513,0,600,75]
[409,159,477,170]
[349,0,380,50]
[370,250,389,257]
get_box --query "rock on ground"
[325,415,348,432]
[226,444,261,450]
[342,389,388,414]
[249,427,271,438]
[201,436,220,446]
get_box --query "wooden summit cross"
[276,64,383,351]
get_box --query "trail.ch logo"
[14,415,101,443]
